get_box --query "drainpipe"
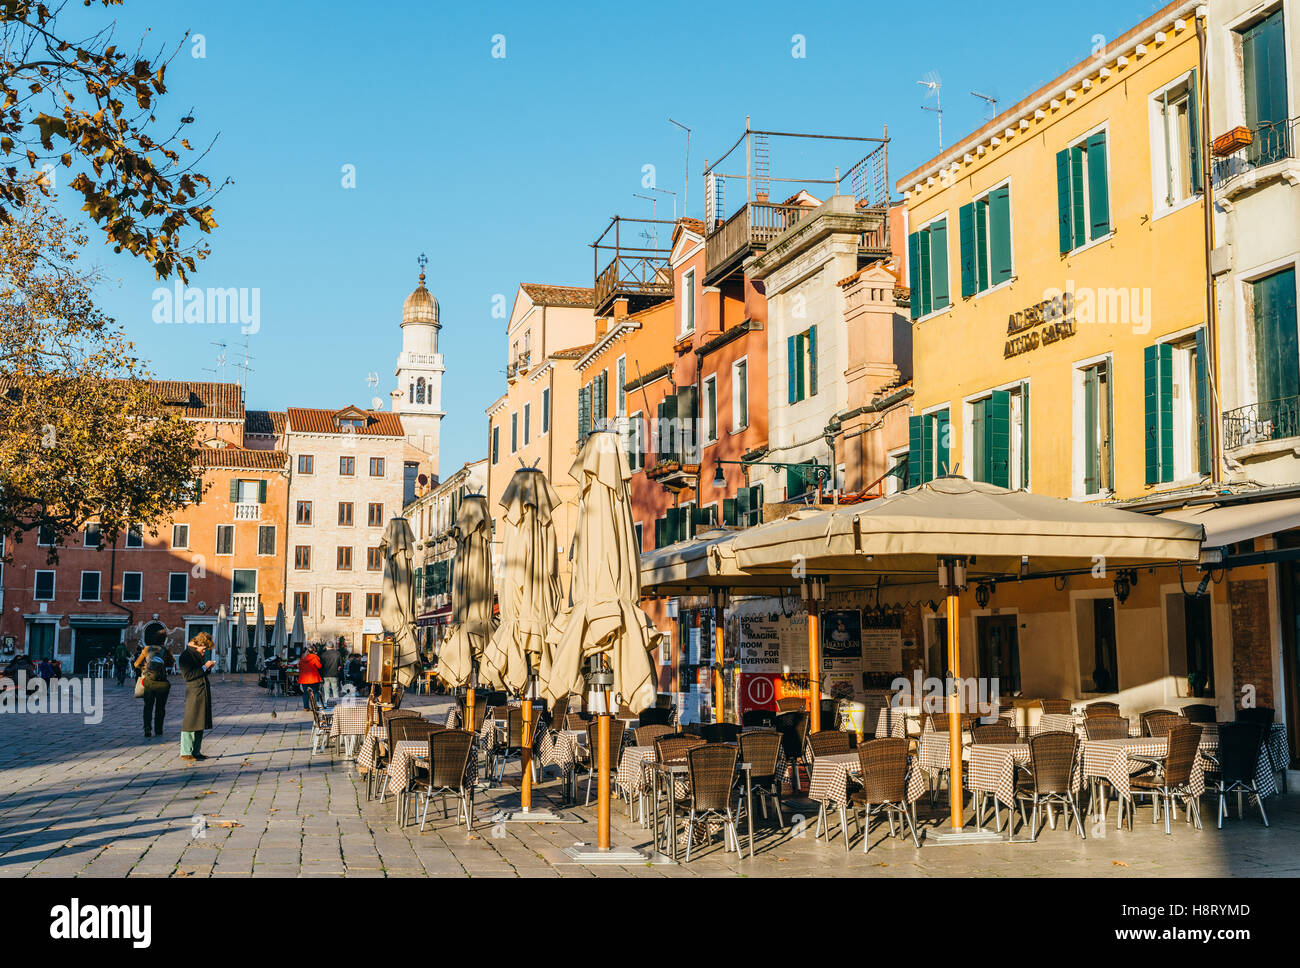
[1196,8,1222,486]
[107,542,134,647]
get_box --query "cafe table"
[328,700,370,756]
[650,753,757,862]
[532,726,582,798]
[1080,733,1224,828]
[385,739,479,825]
[807,750,926,850]
[965,741,1084,841]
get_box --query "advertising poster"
[738,616,781,673]
[825,671,857,702]
[822,609,862,661]
[778,614,809,673]
[688,626,701,665]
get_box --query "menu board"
[778,615,809,673]
[688,626,701,666]
[738,616,781,673]
[862,628,903,673]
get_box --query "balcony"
[705,201,813,283]
[591,216,674,317]
[234,503,260,521]
[1222,396,1300,452]
[1212,117,1300,200]
[230,593,260,613]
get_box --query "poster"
[778,615,808,673]
[658,627,671,666]
[822,609,862,661]
[739,672,779,713]
[861,628,903,673]
[688,626,701,666]
[738,616,780,673]
[825,672,857,703]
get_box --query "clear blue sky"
[55,0,1161,475]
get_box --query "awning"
[416,605,452,628]
[1159,497,1300,549]
[68,614,129,627]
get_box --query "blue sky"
[53,0,1162,474]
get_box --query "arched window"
[416,378,426,404]
[409,382,414,403]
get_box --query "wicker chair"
[389,718,440,825]
[1015,731,1085,840]
[566,712,590,731]
[776,697,806,714]
[1131,723,1203,834]
[1142,711,1184,739]
[635,723,675,748]
[412,729,476,832]
[306,688,334,756]
[637,706,673,727]
[1235,707,1287,792]
[774,711,809,793]
[1084,701,1120,718]
[700,722,743,745]
[368,708,422,800]
[546,696,569,729]
[682,744,742,861]
[849,738,921,853]
[487,706,526,786]
[1204,722,1269,828]
[1180,704,1217,723]
[1039,698,1073,715]
[1083,715,1129,740]
[971,722,1018,745]
[739,729,784,826]
[1234,706,1275,724]
[807,729,852,759]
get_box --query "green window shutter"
[1158,343,1174,483]
[1055,149,1073,254]
[1086,132,1110,240]
[787,335,798,404]
[918,227,933,317]
[229,479,240,503]
[1070,145,1087,248]
[958,203,976,298]
[579,386,590,441]
[795,333,807,402]
[929,220,949,311]
[786,464,802,499]
[1104,361,1115,490]
[654,517,665,549]
[736,487,751,527]
[807,325,818,396]
[971,397,988,483]
[1084,367,1099,494]
[1194,327,1210,476]
[722,498,737,527]
[988,390,1011,488]
[907,231,922,320]
[1143,344,1160,485]
[989,186,1012,285]
[1020,381,1031,489]
[258,480,267,504]
[975,198,990,293]
[749,485,763,524]
[934,409,949,476]
[908,415,924,488]
[1187,68,1203,194]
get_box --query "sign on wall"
[738,616,781,673]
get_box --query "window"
[215,525,234,555]
[1151,74,1201,211]
[579,370,609,443]
[293,591,309,615]
[680,268,696,335]
[968,383,1030,490]
[294,545,311,570]
[732,358,748,430]
[298,454,314,475]
[959,185,1013,297]
[125,526,143,549]
[1077,358,1114,495]
[233,479,263,504]
[907,216,950,319]
[168,572,188,603]
[80,571,101,602]
[786,326,818,404]
[511,412,518,453]
[634,521,643,551]
[703,374,718,443]
[335,592,351,617]
[1246,267,1299,431]
[296,501,313,525]
[232,568,256,598]
[369,457,384,477]
[541,388,551,435]
[33,571,55,601]
[1166,593,1214,697]
[337,546,353,570]
[83,523,102,548]
[1056,130,1111,253]
[1078,597,1118,693]
[616,356,626,415]
[1239,8,1289,167]
[884,448,909,495]
[1146,333,1209,484]
[257,525,276,556]
[976,614,1020,695]
[122,572,143,602]
[367,546,382,571]
[339,456,355,476]
[627,412,644,472]
[172,523,189,549]
[365,593,381,617]
[721,485,764,528]
[907,408,951,486]
[523,403,531,446]
[368,503,383,527]
[338,502,354,526]
[37,524,57,547]
[492,425,500,464]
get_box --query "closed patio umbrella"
[289,602,305,659]
[730,475,1204,839]
[254,600,266,671]
[380,516,419,687]
[437,494,496,705]
[269,604,287,666]
[234,607,249,674]
[214,603,230,676]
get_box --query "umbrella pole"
[521,692,533,812]
[946,584,963,830]
[466,686,476,734]
[807,600,822,733]
[597,696,611,850]
[714,614,725,724]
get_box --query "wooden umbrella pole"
[466,687,476,734]
[714,613,725,724]
[808,600,822,733]
[520,692,533,812]
[946,580,963,830]
[597,696,611,850]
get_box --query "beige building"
[485,284,598,587]
[407,457,487,648]
[283,406,408,651]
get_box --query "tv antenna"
[632,192,659,247]
[651,185,677,221]
[203,340,228,383]
[230,334,255,390]
[669,117,691,217]
[971,90,998,121]
[918,71,943,151]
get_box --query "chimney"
[595,317,608,339]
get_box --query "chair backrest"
[505,706,524,747]
[459,698,488,733]
[428,729,474,788]
[1163,723,1202,786]
[1216,722,1264,785]
[1028,731,1077,793]
[857,737,910,803]
[687,744,738,812]
[390,718,436,745]
[566,712,590,731]
[741,709,775,729]
[700,723,743,745]
[1180,704,1217,723]
[1083,716,1129,740]
[807,729,852,758]
[635,723,675,748]
[775,697,806,714]
[654,733,705,765]
[383,707,420,730]
[1084,701,1120,718]
[637,706,672,727]
[971,723,1018,745]
[549,696,569,726]
[820,698,839,730]
[774,711,809,760]
[1140,709,1174,734]
[1235,706,1275,725]
[1039,698,1072,715]
[738,729,782,778]
[1142,712,1184,739]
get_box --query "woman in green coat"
[179,632,215,762]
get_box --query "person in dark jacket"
[179,632,215,762]
[318,643,342,704]
[134,646,171,738]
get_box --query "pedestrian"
[134,646,170,738]
[319,641,342,704]
[179,632,215,763]
[298,643,323,710]
[113,641,129,686]
[37,658,53,683]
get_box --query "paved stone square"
[1,677,1298,878]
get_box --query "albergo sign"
[1004,291,1077,359]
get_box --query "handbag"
[134,675,146,699]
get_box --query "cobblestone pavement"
[1,677,1298,878]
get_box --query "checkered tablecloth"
[966,742,1084,806]
[807,750,926,808]
[1032,713,1078,736]
[1080,736,1215,800]
[534,727,581,780]
[616,746,658,799]
[918,730,972,776]
[874,707,909,739]
[329,703,370,739]
[443,707,459,727]
[385,739,477,798]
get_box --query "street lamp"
[711,457,831,493]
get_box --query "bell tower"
[394,253,444,479]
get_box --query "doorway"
[976,614,1021,695]
[72,628,121,675]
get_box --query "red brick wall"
[1228,579,1274,710]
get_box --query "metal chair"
[807,729,852,759]
[1016,731,1085,841]
[1131,722,1203,834]
[306,688,334,756]
[1181,704,1217,723]
[739,729,783,826]
[488,706,526,785]
[1039,698,1072,715]
[412,729,476,831]
[634,723,675,748]
[1204,722,1268,828]
[1084,701,1121,718]
[775,710,810,793]
[682,744,742,862]
[390,718,440,824]
[1142,711,1184,738]
[1235,707,1286,792]
[849,737,921,853]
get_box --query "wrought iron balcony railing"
[1222,395,1300,451]
[1212,117,1298,188]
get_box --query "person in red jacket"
[298,644,323,710]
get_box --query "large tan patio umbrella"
[542,432,656,853]
[481,467,563,815]
[730,475,1204,839]
[436,495,496,726]
[380,516,419,688]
